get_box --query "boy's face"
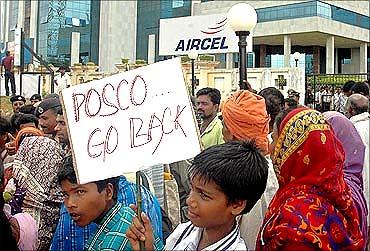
[186,175,245,230]
[61,180,113,227]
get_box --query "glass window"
[172,0,184,8]
[317,2,331,18]
[271,54,284,68]
[342,58,352,64]
[255,0,369,30]
[247,52,255,68]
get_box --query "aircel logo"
[175,18,229,52]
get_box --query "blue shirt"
[84,203,163,251]
[50,176,162,251]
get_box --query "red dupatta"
[257,108,364,250]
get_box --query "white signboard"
[62,58,201,184]
[159,13,253,56]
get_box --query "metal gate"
[305,73,369,112]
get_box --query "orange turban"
[222,90,269,154]
[15,127,44,150]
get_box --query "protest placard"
[61,58,201,184]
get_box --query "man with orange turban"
[221,90,279,250]
[222,90,269,154]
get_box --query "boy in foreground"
[57,156,162,250]
[127,140,268,250]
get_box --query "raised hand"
[126,204,155,251]
[5,133,16,156]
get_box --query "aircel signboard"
[159,13,253,56]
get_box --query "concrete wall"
[184,66,305,103]
[193,1,369,17]
[342,48,361,74]
[99,1,137,72]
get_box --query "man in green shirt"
[196,87,224,149]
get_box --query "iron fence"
[305,73,369,112]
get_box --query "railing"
[305,73,369,112]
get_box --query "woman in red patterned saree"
[257,108,365,250]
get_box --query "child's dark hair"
[57,155,119,201]
[16,113,39,129]
[9,113,22,134]
[0,117,11,137]
[351,82,369,96]
[19,104,36,114]
[275,108,297,133]
[189,140,268,214]
[284,98,298,109]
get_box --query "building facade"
[1,0,369,74]
[190,0,370,74]
[1,0,99,67]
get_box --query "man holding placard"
[51,113,163,251]
[56,156,163,251]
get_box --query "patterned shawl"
[257,108,364,250]
[11,136,65,251]
[14,127,44,150]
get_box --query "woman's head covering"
[323,111,368,240]
[12,213,38,250]
[221,90,269,154]
[258,108,364,250]
[14,127,44,150]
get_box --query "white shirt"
[238,156,279,249]
[165,221,247,250]
[54,73,71,94]
[350,112,370,226]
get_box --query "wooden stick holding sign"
[135,171,145,250]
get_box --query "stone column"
[284,35,291,67]
[326,36,334,74]
[259,44,266,67]
[147,34,155,64]
[17,1,25,29]
[334,48,339,73]
[313,46,320,74]
[0,1,6,43]
[359,43,368,73]
[226,53,233,69]
[71,32,80,66]
[30,0,38,50]
[4,1,10,43]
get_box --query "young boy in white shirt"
[127,140,269,250]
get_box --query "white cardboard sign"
[62,58,201,184]
[159,13,253,56]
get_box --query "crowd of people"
[305,80,370,113]
[0,77,369,251]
